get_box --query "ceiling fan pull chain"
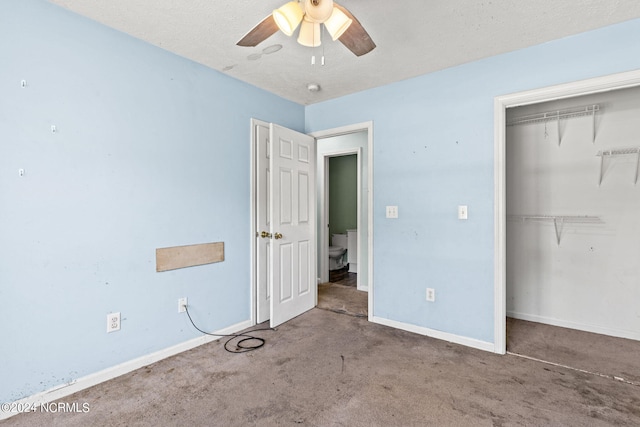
[321,28,325,66]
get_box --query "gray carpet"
[507,317,640,384]
[317,282,368,318]
[5,309,640,426]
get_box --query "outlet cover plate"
[107,312,121,333]
[426,288,435,302]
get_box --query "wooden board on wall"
[156,242,224,272]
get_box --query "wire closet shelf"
[507,104,600,145]
[508,215,603,245]
[596,147,640,185]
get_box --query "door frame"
[319,147,362,289]
[311,121,374,321]
[250,118,269,326]
[493,69,640,354]
[251,119,374,325]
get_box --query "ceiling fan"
[237,0,376,56]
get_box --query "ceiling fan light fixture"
[297,17,322,47]
[303,0,334,23]
[238,0,375,56]
[273,1,304,36]
[324,6,352,41]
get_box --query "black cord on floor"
[184,305,275,353]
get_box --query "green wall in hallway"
[329,155,357,241]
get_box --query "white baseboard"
[0,319,252,421]
[371,316,495,353]
[507,311,640,342]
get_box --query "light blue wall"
[0,0,303,402]
[306,19,640,343]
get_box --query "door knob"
[274,232,283,240]
[260,231,272,238]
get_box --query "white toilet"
[328,233,347,271]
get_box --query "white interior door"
[269,123,317,327]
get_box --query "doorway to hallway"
[250,120,374,326]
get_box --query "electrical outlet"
[426,288,435,302]
[178,297,187,313]
[107,312,121,333]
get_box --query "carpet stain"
[275,357,292,366]
[578,387,605,406]
[511,376,525,385]
[209,371,238,381]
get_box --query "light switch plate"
[386,205,398,218]
[458,205,468,220]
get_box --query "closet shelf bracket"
[596,147,640,186]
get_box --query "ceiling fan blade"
[237,15,279,47]
[334,3,376,56]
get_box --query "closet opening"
[495,71,640,381]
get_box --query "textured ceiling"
[47,0,640,105]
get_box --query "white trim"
[310,121,373,139]
[508,311,640,342]
[310,121,374,320]
[0,319,252,421]
[318,147,361,288]
[371,316,495,353]
[494,68,640,355]
[322,155,329,283]
[356,147,364,291]
[496,69,640,108]
[493,98,507,355]
[367,126,373,321]
[250,118,269,326]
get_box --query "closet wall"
[506,86,640,341]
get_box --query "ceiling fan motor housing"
[304,0,334,23]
